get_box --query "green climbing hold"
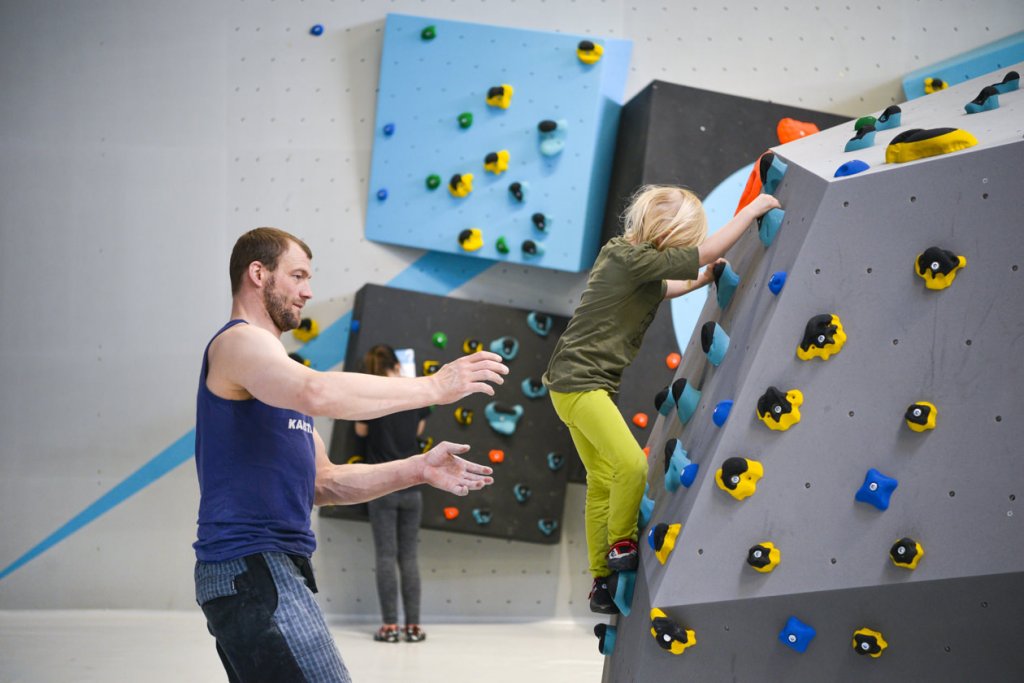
[854,115,877,131]
[432,332,448,349]
[496,236,510,254]
[426,174,441,190]
[458,112,473,129]
[421,25,436,41]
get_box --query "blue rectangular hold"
[365,14,632,272]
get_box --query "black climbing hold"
[532,213,547,232]
[904,402,932,428]
[651,613,692,651]
[800,314,839,353]
[890,538,920,567]
[487,85,505,99]
[578,40,594,51]
[853,631,884,656]
[747,544,773,570]
[757,386,792,424]
[449,174,463,191]
[700,321,716,353]
[719,457,748,491]
[484,151,499,165]
[917,247,961,278]
[649,523,669,551]
[663,439,681,476]
[509,182,524,201]
[538,119,557,133]
[970,85,999,106]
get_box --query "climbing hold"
[712,400,733,427]
[715,457,763,500]
[758,208,785,247]
[594,623,616,656]
[521,377,548,399]
[508,181,528,202]
[768,271,787,295]
[700,321,730,367]
[885,127,978,164]
[796,313,847,361]
[638,485,655,527]
[513,483,531,503]
[350,319,360,333]
[779,616,816,653]
[458,228,484,252]
[346,454,364,464]
[382,122,395,136]
[844,125,876,152]
[462,338,483,354]
[650,608,696,654]
[486,84,514,109]
[632,412,649,429]
[310,24,324,36]
[538,119,568,156]
[905,401,937,432]
[663,439,693,493]
[653,383,674,417]
[915,246,966,290]
[527,311,552,337]
[454,406,473,426]
[648,522,681,565]
[760,152,788,195]
[834,160,870,177]
[538,518,559,536]
[855,468,899,511]
[853,628,888,658]
[443,506,459,520]
[496,236,510,254]
[665,352,681,369]
[472,508,492,525]
[992,70,1020,94]
[747,542,781,573]
[576,40,604,64]
[489,335,519,360]
[422,360,441,376]
[420,25,436,41]
[673,378,701,424]
[292,317,319,342]
[713,261,740,309]
[756,387,803,431]
[376,188,388,201]
[457,112,473,129]
[965,85,1000,114]
[288,352,311,367]
[854,115,877,131]
[484,150,510,175]
[890,537,924,569]
[643,446,651,457]
[418,435,433,453]
[448,173,474,197]
[546,452,565,472]
[431,332,447,349]
[531,212,551,233]
[488,449,505,464]
[776,118,819,143]
[425,174,441,190]
[484,401,524,435]
[608,571,636,616]
[923,76,947,94]
[522,240,544,257]
[875,105,902,130]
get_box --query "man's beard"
[263,275,301,332]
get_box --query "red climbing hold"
[633,413,649,429]
[443,507,460,520]
[489,449,505,464]
[665,352,681,369]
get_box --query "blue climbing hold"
[638,484,655,527]
[489,335,519,361]
[679,463,699,488]
[521,377,548,399]
[595,623,616,656]
[382,122,395,136]
[760,153,788,195]
[844,125,876,152]
[538,118,568,156]
[485,401,524,436]
[546,451,565,472]
[768,271,787,295]
[663,439,693,493]
[700,321,730,367]
[310,24,324,36]
[855,468,899,511]
[965,85,1000,114]
[758,208,785,247]
[713,261,741,309]
[654,384,676,417]
[608,570,636,616]
[712,400,733,427]
[834,160,869,177]
[350,319,361,332]
[376,188,388,201]
[674,378,702,425]
[527,311,552,337]
[538,518,559,536]
[779,616,816,653]
[472,508,492,525]
[513,483,531,504]
[992,70,1019,94]
[875,105,902,130]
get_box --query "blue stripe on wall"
[0,251,495,581]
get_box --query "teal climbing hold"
[700,321,730,367]
[875,105,902,130]
[663,439,693,493]
[608,570,636,616]
[965,85,999,114]
[844,125,876,152]
[992,70,1019,94]
[713,261,740,309]
[758,208,785,247]
[760,152,788,195]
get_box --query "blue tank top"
[193,320,317,561]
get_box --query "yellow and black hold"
[422,360,441,376]
[484,150,510,175]
[797,314,846,361]
[462,338,483,354]
[454,406,473,426]
[448,173,473,198]
[915,246,966,290]
[853,628,888,658]
[458,228,484,252]
[418,435,434,453]
[346,454,365,464]
[649,608,696,655]
[923,76,948,94]
[756,386,803,431]
[715,457,763,501]
[890,537,924,569]
[486,84,514,109]
[577,40,604,64]
[746,542,781,573]
[648,522,681,565]
[292,317,319,343]
[904,401,937,432]
[885,127,977,164]
[288,352,311,367]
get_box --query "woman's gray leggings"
[366,489,423,624]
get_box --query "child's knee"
[621,451,648,485]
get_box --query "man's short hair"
[229,227,312,295]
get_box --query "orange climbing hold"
[643,446,651,458]
[776,118,820,144]
[488,449,505,464]
[733,151,769,215]
[443,507,460,520]
[665,352,681,369]
[632,413,649,429]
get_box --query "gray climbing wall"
[603,63,1024,681]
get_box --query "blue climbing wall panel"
[902,30,1024,100]
[365,14,631,273]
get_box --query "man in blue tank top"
[194,227,508,682]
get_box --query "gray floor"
[0,610,605,682]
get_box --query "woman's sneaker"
[404,625,427,643]
[589,576,620,614]
[373,625,400,643]
[607,539,639,572]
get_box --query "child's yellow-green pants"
[549,388,648,577]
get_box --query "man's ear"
[247,260,267,288]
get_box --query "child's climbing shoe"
[589,576,619,614]
[404,625,427,643]
[607,539,639,572]
[374,625,400,643]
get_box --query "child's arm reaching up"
[697,194,780,266]
[664,258,726,299]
